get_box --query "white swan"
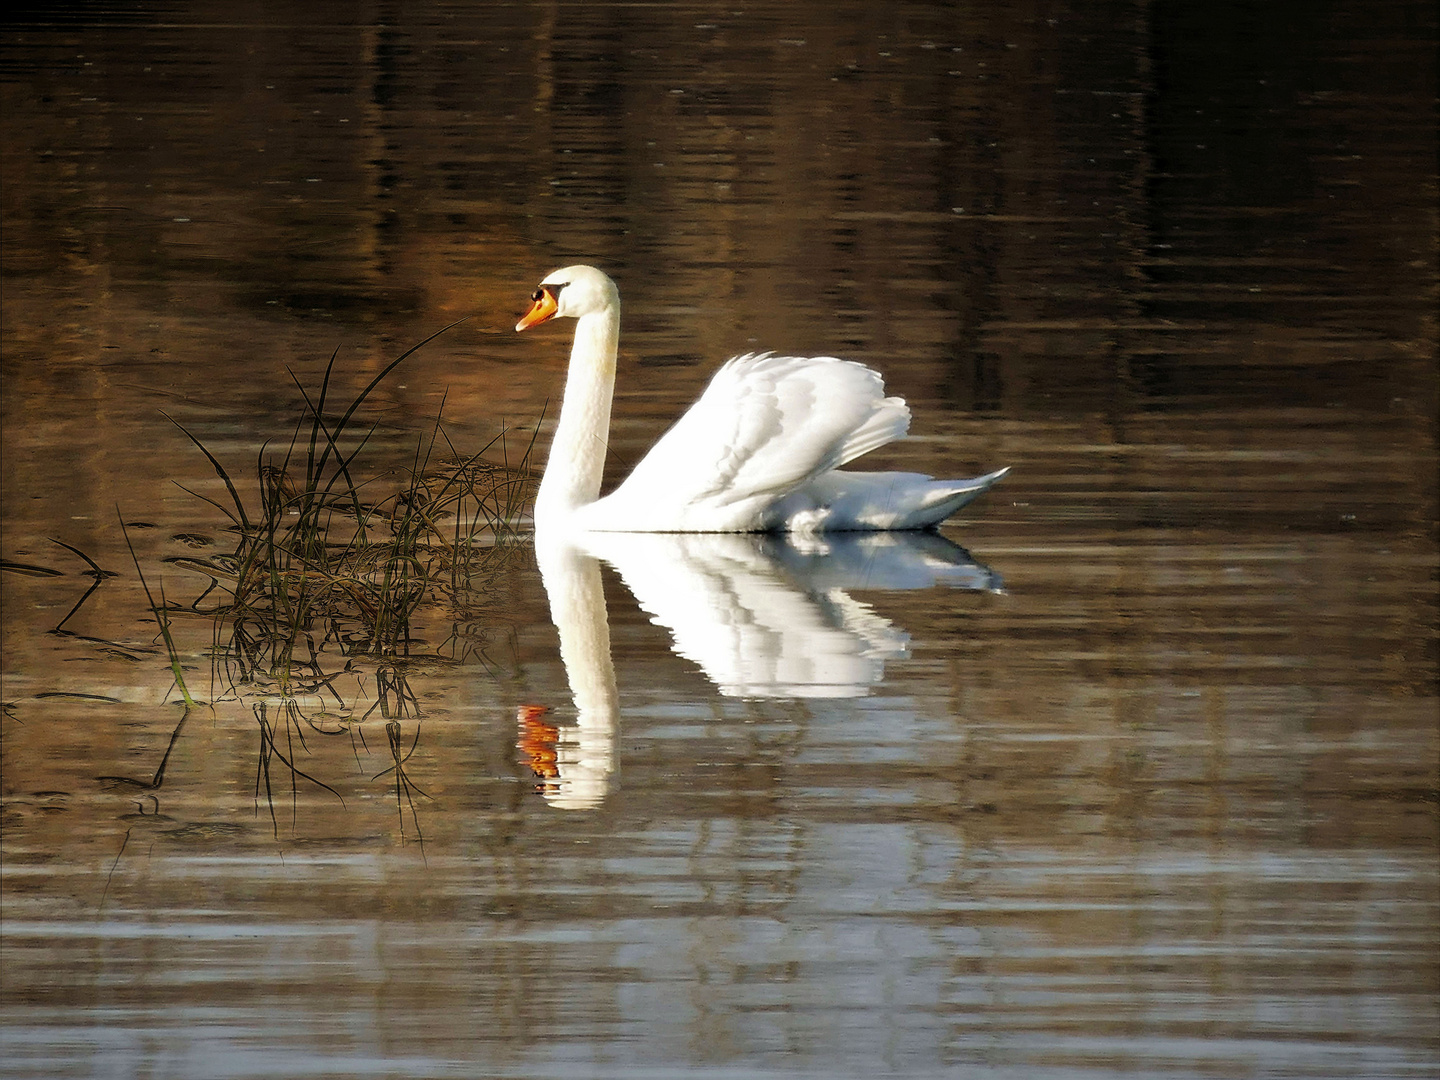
[516,264,1009,533]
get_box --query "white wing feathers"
[697,353,910,498]
[588,353,910,529]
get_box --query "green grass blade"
[164,413,252,532]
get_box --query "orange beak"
[516,288,559,331]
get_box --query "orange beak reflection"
[517,704,560,786]
[516,287,559,331]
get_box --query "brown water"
[2,2,1437,1078]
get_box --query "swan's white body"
[517,265,1008,534]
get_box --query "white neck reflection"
[524,530,1001,810]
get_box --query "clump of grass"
[106,325,546,839]
[167,324,540,699]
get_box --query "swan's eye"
[531,288,544,302]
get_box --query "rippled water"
[2,3,1436,1078]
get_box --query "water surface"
[2,3,1436,1078]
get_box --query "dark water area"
[2,2,1437,1078]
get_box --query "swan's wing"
[592,353,910,530]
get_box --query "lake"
[2,2,1436,1078]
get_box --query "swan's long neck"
[535,305,620,527]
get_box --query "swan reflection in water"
[519,531,1001,810]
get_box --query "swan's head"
[516,264,619,331]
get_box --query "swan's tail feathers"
[914,466,1011,527]
[775,466,1011,533]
